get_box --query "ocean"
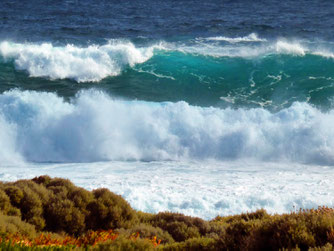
[0,0,334,219]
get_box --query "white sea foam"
[0,89,334,165]
[1,160,334,219]
[206,33,267,43]
[176,38,334,58]
[0,40,162,82]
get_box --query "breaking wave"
[0,89,334,165]
[0,40,161,82]
[1,37,334,84]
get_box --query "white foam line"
[206,33,267,43]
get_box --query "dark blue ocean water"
[1,0,334,43]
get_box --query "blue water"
[1,0,333,43]
[1,0,334,165]
[2,1,334,218]
[1,0,334,110]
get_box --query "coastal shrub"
[7,207,21,217]
[48,185,69,200]
[14,180,51,205]
[86,188,137,230]
[44,198,85,235]
[117,223,174,244]
[45,177,75,189]
[0,189,11,214]
[215,217,257,250]
[162,237,218,251]
[69,187,94,211]
[249,214,316,251]
[308,243,334,251]
[150,212,211,242]
[213,209,269,225]
[0,213,37,238]
[4,186,24,207]
[137,211,155,223]
[301,208,334,246]
[18,186,45,230]
[206,221,226,239]
[213,210,333,251]
[163,221,200,242]
[96,235,155,251]
[32,175,53,186]
[254,209,334,250]
[0,176,139,234]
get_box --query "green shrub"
[96,235,155,251]
[0,176,139,235]
[137,211,155,223]
[0,189,11,214]
[7,207,21,217]
[48,185,69,200]
[45,198,85,235]
[45,178,76,191]
[213,209,269,224]
[217,218,256,250]
[32,175,53,186]
[4,186,24,207]
[0,213,36,238]
[86,188,137,230]
[150,212,211,242]
[162,237,218,251]
[308,243,334,251]
[249,215,316,251]
[214,212,323,251]
[302,211,334,246]
[118,223,174,244]
[14,180,51,204]
[18,186,45,230]
[69,187,94,210]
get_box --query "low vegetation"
[0,176,334,250]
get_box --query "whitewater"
[0,88,334,218]
[1,31,334,218]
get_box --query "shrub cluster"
[1,176,334,250]
[0,176,137,236]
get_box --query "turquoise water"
[1,42,334,111]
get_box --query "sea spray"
[0,89,334,164]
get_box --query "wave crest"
[1,38,334,83]
[206,33,267,43]
[0,40,161,82]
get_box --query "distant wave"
[205,33,267,43]
[0,89,334,165]
[176,39,334,58]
